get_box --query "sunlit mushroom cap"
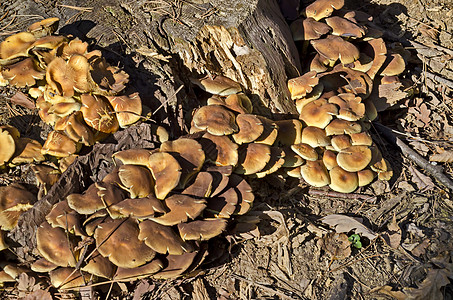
[89,56,129,95]
[310,53,329,73]
[0,32,35,63]
[329,166,358,193]
[282,146,305,167]
[49,267,90,289]
[274,119,303,146]
[254,116,279,145]
[81,250,116,279]
[286,166,303,178]
[80,94,119,134]
[301,126,331,148]
[232,114,264,144]
[192,105,238,136]
[300,98,338,128]
[291,143,318,161]
[151,194,207,226]
[302,18,331,40]
[305,0,344,20]
[178,218,227,241]
[60,39,89,60]
[95,218,156,268]
[105,92,142,128]
[199,133,238,167]
[182,171,213,198]
[153,251,199,279]
[118,164,154,198]
[349,131,373,146]
[364,38,387,79]
[109,194,166,219]
[31,35,67,51]
[222,93,253,114]
[58,111,95,146]
[67,182,125,214]
[325,119,362,136]
[357,169,376,186]
[337,145,372,172]
[41,131,80,157]
[27,17,60,38]
[1,57,45,88]
[323,149,338,170]
[30,258,58,273]
[0,183,35,230]
[288,71,319,100]
[148,152,182,199]
[295,83,325,114]
[235,143,271,175]
[112,148,154,167]
[114,259,164,281]
[330,135,352,151]
[0,126,17,166]
[325,16,365,38]
[11,137,45,165]
[380,53,406,76]
[254,147,286,178]
[311,35,360,65]
[300,160,330,187]
[138,220,193,255]
[36,222,77,267]
[192,75,242,96]
[45,200,85,236]
[328,94,365,121]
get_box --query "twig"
[373,122,453,191]
[423,71,453,89]
[231,274,300,300]
[308,189,376,202]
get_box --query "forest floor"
[0,0,453,299]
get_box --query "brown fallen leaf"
[369,285,406,300]
[418,24,440,41]
[430,150,453,163]
[411,239,431,257]
[10,91,36,109]
[133,281,155,300]
[320,214,378,240]
[404,268,450,300]
[318,232,351,259]
[371,81,408,112]
[408,166,435,191]
[381,214,401,249]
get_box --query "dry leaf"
[318,232,351,259]
[408,166,435,191]
[320,214,378,240]
[133,281,155,300]
[10,91,36,109]
[22,289,53,300]
[372,82,408,112]
[404,268,450,300]
[416,103,431,126]
[369,285,406,300]
[430,151,453,163]
[418,24,440,41]
[411,239,431,257]
[382,214,401,249]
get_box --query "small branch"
[308,189,376,202]
[423,71,453,89]
[373,122,453,191]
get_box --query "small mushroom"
[178,218,227,241]
[30,258,58,273]
[153,251,199,279]
[336,145,372,172]
[11,138,45,165]
[114,258,163,281]
[291,143,318,161]
[235,143,271,175]
[192,105,238,136]
[0,126,17,166]
[328,93,365,121]
[254,147,286,178]
[300,160,330,187]
[192,74,242,96]
[150,194,207,226]
[329,166,358,193]
[182,172,213,198]
[31,164,61,198]
[254,116,279,145]
[80,94,119,134]
[109,194,167,219]
[45,200,85,236]
[81,250,116,279]
[311,35,360,65]
[325,16,365,38]
[380,53,406,76]
[199,133,238,167]
[301,126,331,148]
[330,135,352,151]
[325,119,362,136]
[322,149,338,170]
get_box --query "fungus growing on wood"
[147,152,182,199]
[301,126,331,148]
[199,133,239,167]
[329,166,358,193]
[300,98,338,128]
[305,0,345,21]
[300,160,330,187]
[336,145,372,172]
[274,119,303,146]
[1,57,45,88]
[232,114,264,144]
[192,74,242,96]
[288,71,319,100]
[235,143,272,175]
[311,35,360,65]
[291,143,318,161]
[192,105,238,136]
[36,222,77,267]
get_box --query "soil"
[1,0,453,299]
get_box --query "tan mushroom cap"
[223,93,253,114]
[282,146,305,167]
[151,194,207,226]
[364,38,387,79]
[112,148,154,167]
[232,114,264,144]
[286,166,303,178]
[80,94,119,134]
[288,71,319,100]
[348,53,374,73]
[300,160,330,187]
[230,174,254,212]
[48,101,82,118]
[325,16,365,38]
[30,258,58,273]
[81,250,116,279]
[329,166,358,193]
[0,127,17,166]
[323,149,338,170]
[148,152,182,200]
[192,75,242,96]
[1,57,45,88]
[0,32,35,62]
[114,258,164,281]
[58,111,95,146]
[328,94,365,121]
[41,131,80,157]
[178,218,228,241]
[59,154,78,173]
[45,200,85,236]
[153,251,198,279]
[300,98,338,128]
[331,135,352,151]
[182,171,213,198]
[192,105,238,136]
[89,56,129,95]
[49,267,90,289]
[357,169,376,186]
[255,147,286,178]
[109,194,166,219]
[106,92,142,128]
[160,138,205,187]
[60,39,89,60]
[325,119,362,136]
[46,55,93,97]
[302,18,331,41]
[350,131,373,146]
[274,119,303,146]
[311,35,360,65]
[11,138,45,165]
[0,183,35,230]
[377,160,393,181]
[310,53,329,73]
[199,133,238,167]
[320,64,374,98]
[380,53,405,76]
[337,145,372,172]
[67,182,125,214]
[295,83,325,113]
[31,35,67,51]
[138,220,193,255]
[254,116,279,145]
[118,164,154,198]
[291,143,318,161]
[27,17,60,38]
[36,222,77,267]
[305,0,345,21]
[235,143,271,175]
[95,218,156,268]
[207,187,238,218]
[301,126,331,148]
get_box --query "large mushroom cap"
[109,194,166,219]
[151,194,207,226]
[329,166,359,193]
[311,35,360,65]
[192,75,242,96]
[235,143,272,175]
[291,143,318,161]
[325,16,365,38]
[36,222,77,267]
[336,145,372,172]
[147,152,182,199]
[80,94,119,134]
[0,183,35,230]
[106,92,142,128]
[288,71,319,100]
[0,32,35,62]
[81,250,116,279]
[199,133,238,167]
[300,160,330,187]
[1,57,45,87]
[41,131,80,157]
[153,251,199,279]
[232,114,264,144]
[118,164,154,198]
[27,17,60,38]
[178,218,228,241]
[299,98,338,129]
[192,105,238,136]
[305,0,344,21]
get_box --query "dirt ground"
[1,0,453,299]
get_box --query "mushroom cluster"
[0,18,142,158]
[30,136,254,288]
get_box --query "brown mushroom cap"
[114,258,164,281]
[288,71,319,100]
[291,143,318,161]
[302,18,331,41]
[192,75,242,96]
[45,200,85,236]
[282,146,305,167]
[0,183,35,230]
[192,105,238,136]
[330,135,352,151]
[112,148,154,167]
[255,147,286,178]
[151,194,207,226]
[80,94,119,134]
[49,267,90,289]
[311,35,360,65]
[300,98,338,128]
[325,119,362,136]
[182,171,213,198]
[0,126,17,166]
[95,218,156,268]
[36,222,77,267]
[329,166,358,193]
[199,133,238,167]
[223,93,253,114]
[295,83,325,114]
[60,38,89,60]
[31,35,67,51]
[325,16,365,38]
[301,126,331,148]
[30,258,58,273]
[109,194,166,219]
[138,220,193,255]
[153,251,198,279]
[178,218,227,241]
[300,160,330,187]
[350,131,373,146]
[286,166,303,178]
[254,116,279,145]
[105,92,142,128]
[305,0,345,21]
[67,182,125,214]
[81,250,116,279]
[0,32,35,62]
[323,149,338,170]
[41,131,80,157]
[2,57,45,88]
[274,119,303,146]
[337,145,372,172]
[357,169,376,186]
[148,152,182,199]
[58,111,95,146]
[230,174,254,214]
[89,56,129,95]
[207,186,239,218]
[310,53,329,73]
[235,143,271,175]
[364,38,387,79]
[11,137,45,165]
[380,53,406,76]
[27,17,60,38]
[232,114,264,144]
[118,164,154,198]
[328,94,365,121]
